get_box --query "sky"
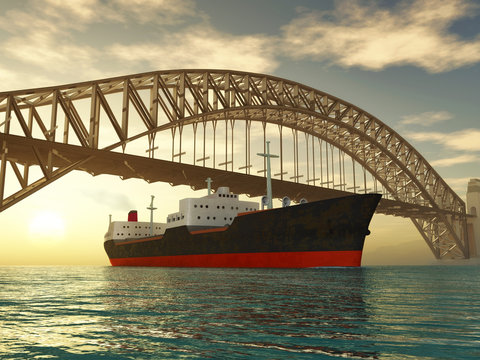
[0,0,479,265]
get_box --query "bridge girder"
[0,70,469,259]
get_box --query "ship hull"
[104,193,381,268]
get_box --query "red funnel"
[128,210,138,222]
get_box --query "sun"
[29,211,66,239]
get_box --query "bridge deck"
[0,133,452,219]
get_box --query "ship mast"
[257,141,279,209]
[206,177,213,195]
[147,195,157,236]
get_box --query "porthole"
[200,205,203,208]
[236,207,238,210]
[224,217,227,220]
[230,217,232,220]
[207,216,210,220]
[197,216,201,219]
[222,206,225,209]
[194,204,197,208]
[217,205,220,209]
[213,217,216,220]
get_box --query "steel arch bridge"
[0,69,469,260]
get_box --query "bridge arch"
[0,69,469,259]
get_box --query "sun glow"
[29,211,66,239]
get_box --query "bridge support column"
[411,214,469,260]
[467,179,480,257]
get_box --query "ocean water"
[0,266,479,360]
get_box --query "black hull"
[104,194,381,268]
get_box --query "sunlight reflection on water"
[0,265,478,359]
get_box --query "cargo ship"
[104,141,381,268]
[103,186,381,268]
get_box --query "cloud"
[407,129,480,152]
[431,154,479,167]
[443,177,478,196]
[0,66,52,92]
[81,188,135,210]
[3,33,100,73]
[109,0,197,24]
[108,25,279,73]
[400,111,453,126]
[0,0,197,32]
[0,0,200,88]
[281,0,480,73]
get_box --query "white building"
[467,178,480,257]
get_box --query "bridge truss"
[0,70,469,259]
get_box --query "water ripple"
[0,265,478,359]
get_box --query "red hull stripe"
[109,250,362,268]
[189,226,228,235]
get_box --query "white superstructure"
[104,187,259,242]
[165,187,258,230]
[104,221,165,242]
